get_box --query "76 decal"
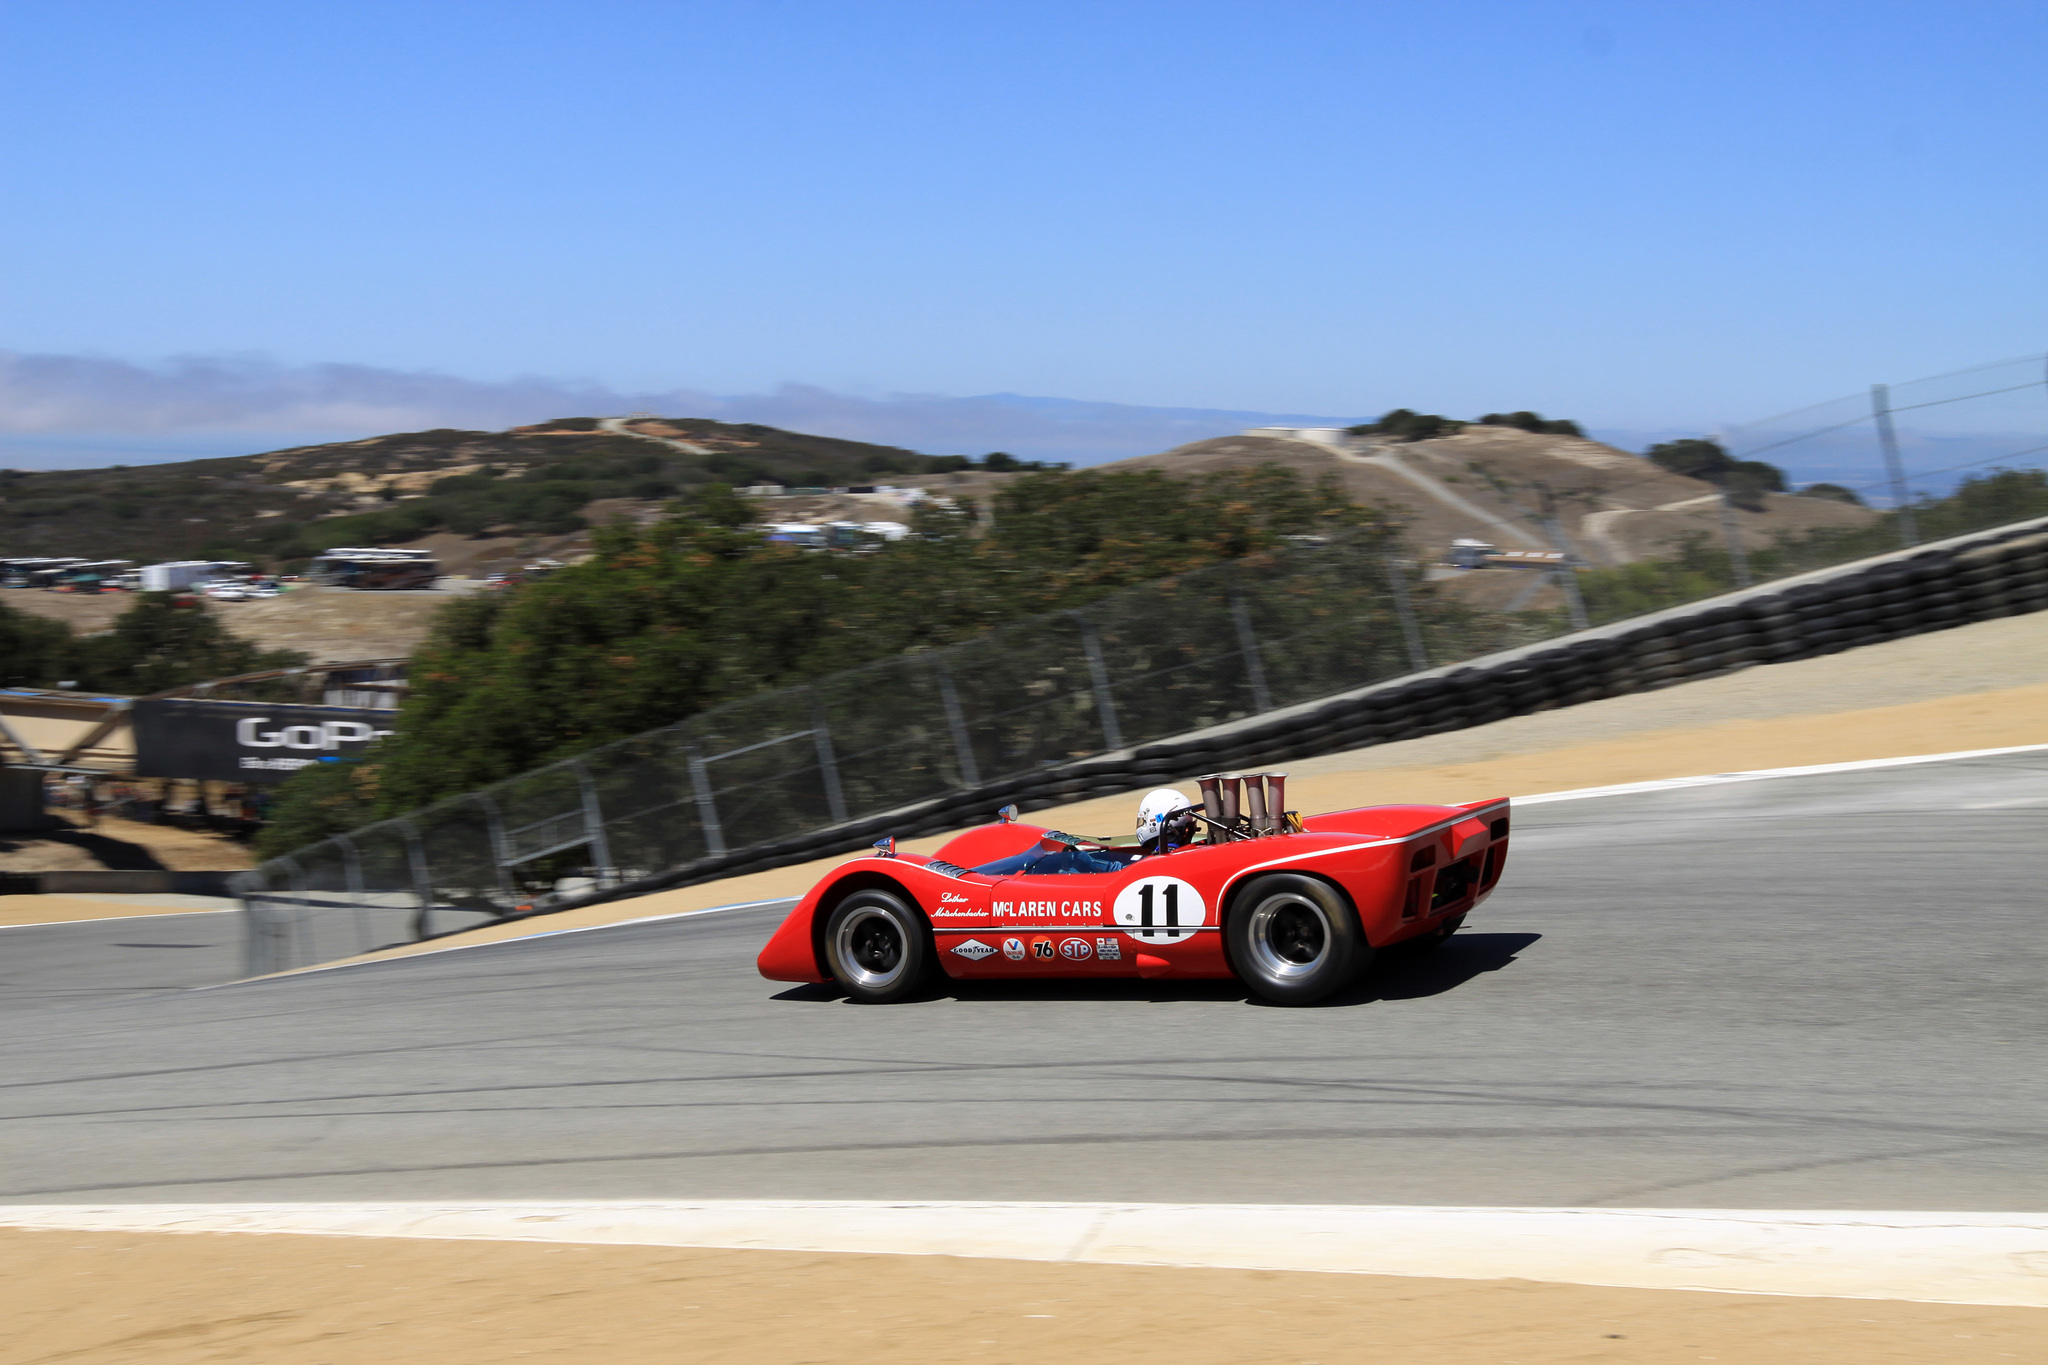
[1112,876,1207,943]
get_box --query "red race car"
[757,773,1510,1006]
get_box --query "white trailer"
[140,560,237,592]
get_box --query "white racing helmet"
[1136,787,1193,843]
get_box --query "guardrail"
[235,512,2048,976]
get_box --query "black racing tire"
[1226,873,1368,1006]
[822,890,932,1004]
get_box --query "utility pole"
[1713,429,1752,589]
[1533,481,1591,631]
[1871,383,1918,548]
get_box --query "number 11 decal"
[1112,876,1207,943]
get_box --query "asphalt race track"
[1,752,2043,1211]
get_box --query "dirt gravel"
[2,1228,2038,1365]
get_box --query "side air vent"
[1409,846,1437,871]
[1490,818,1509,840]
[924,860,971,878]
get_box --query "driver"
[1136,787,1198,854]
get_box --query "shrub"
[1478,411,1584,437]
[1347,409,1466,442]
[1644,438,1787,512]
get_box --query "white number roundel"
[1113,876,1208,943]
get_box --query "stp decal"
[1113,876,1207,943]
[1057,937,1093,961]
[950,939,996,961]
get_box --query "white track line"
[1514,741,2048,806]
[1,1201,2043,1306]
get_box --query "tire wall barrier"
[238,514,2048,972]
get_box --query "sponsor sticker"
[950,939,996,961]
[1057,937,1093,961]
[1002,937,1027,961]
[1112,876,1208,943]
[1095,937,1122,961]
[1029,936,1056,961]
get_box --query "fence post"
[275,853,307,976]
[1532,482,1592,631]
[1070,613,1125,752]
[685,744,727,858]
[931,656,982,788]
[1871,383,1918,547]
[332,832,374,956]
[1230,583,1274,713]
[399,819,434,940]
[1717,488,1753,589]
[809,694,849,825]
[472,794,517,901]
[1383,558,1430,671]
[569,760,616,875]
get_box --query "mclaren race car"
[757,772,1510,1006]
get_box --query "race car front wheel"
[1226,874,1367,1005]
[823,890,932,1004]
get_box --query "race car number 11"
[1112,876,1207,943]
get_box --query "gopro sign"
[134,699,398,784]
[234,717,385,751]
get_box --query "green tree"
[251,759,383,858]
[1644,438,1787,512]
[1478,411,1583,437]
[1347,409,1465,442]
[0,600,75,688]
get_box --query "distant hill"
[1,410,1882,597]
[0,417,993,569]
[1111,426,1877,561]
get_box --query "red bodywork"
[757,798,1510,987]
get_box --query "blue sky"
[0,1,2043,472]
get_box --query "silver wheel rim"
[1245,892,1332,981]
[835,905,909,990]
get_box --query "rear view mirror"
[996,804,1019,823]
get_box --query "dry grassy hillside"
[1110,427,1875,568]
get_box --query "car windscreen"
[971,844,1137,877]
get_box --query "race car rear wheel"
[823,890,931,1004]
[1226,874,1367,1006]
